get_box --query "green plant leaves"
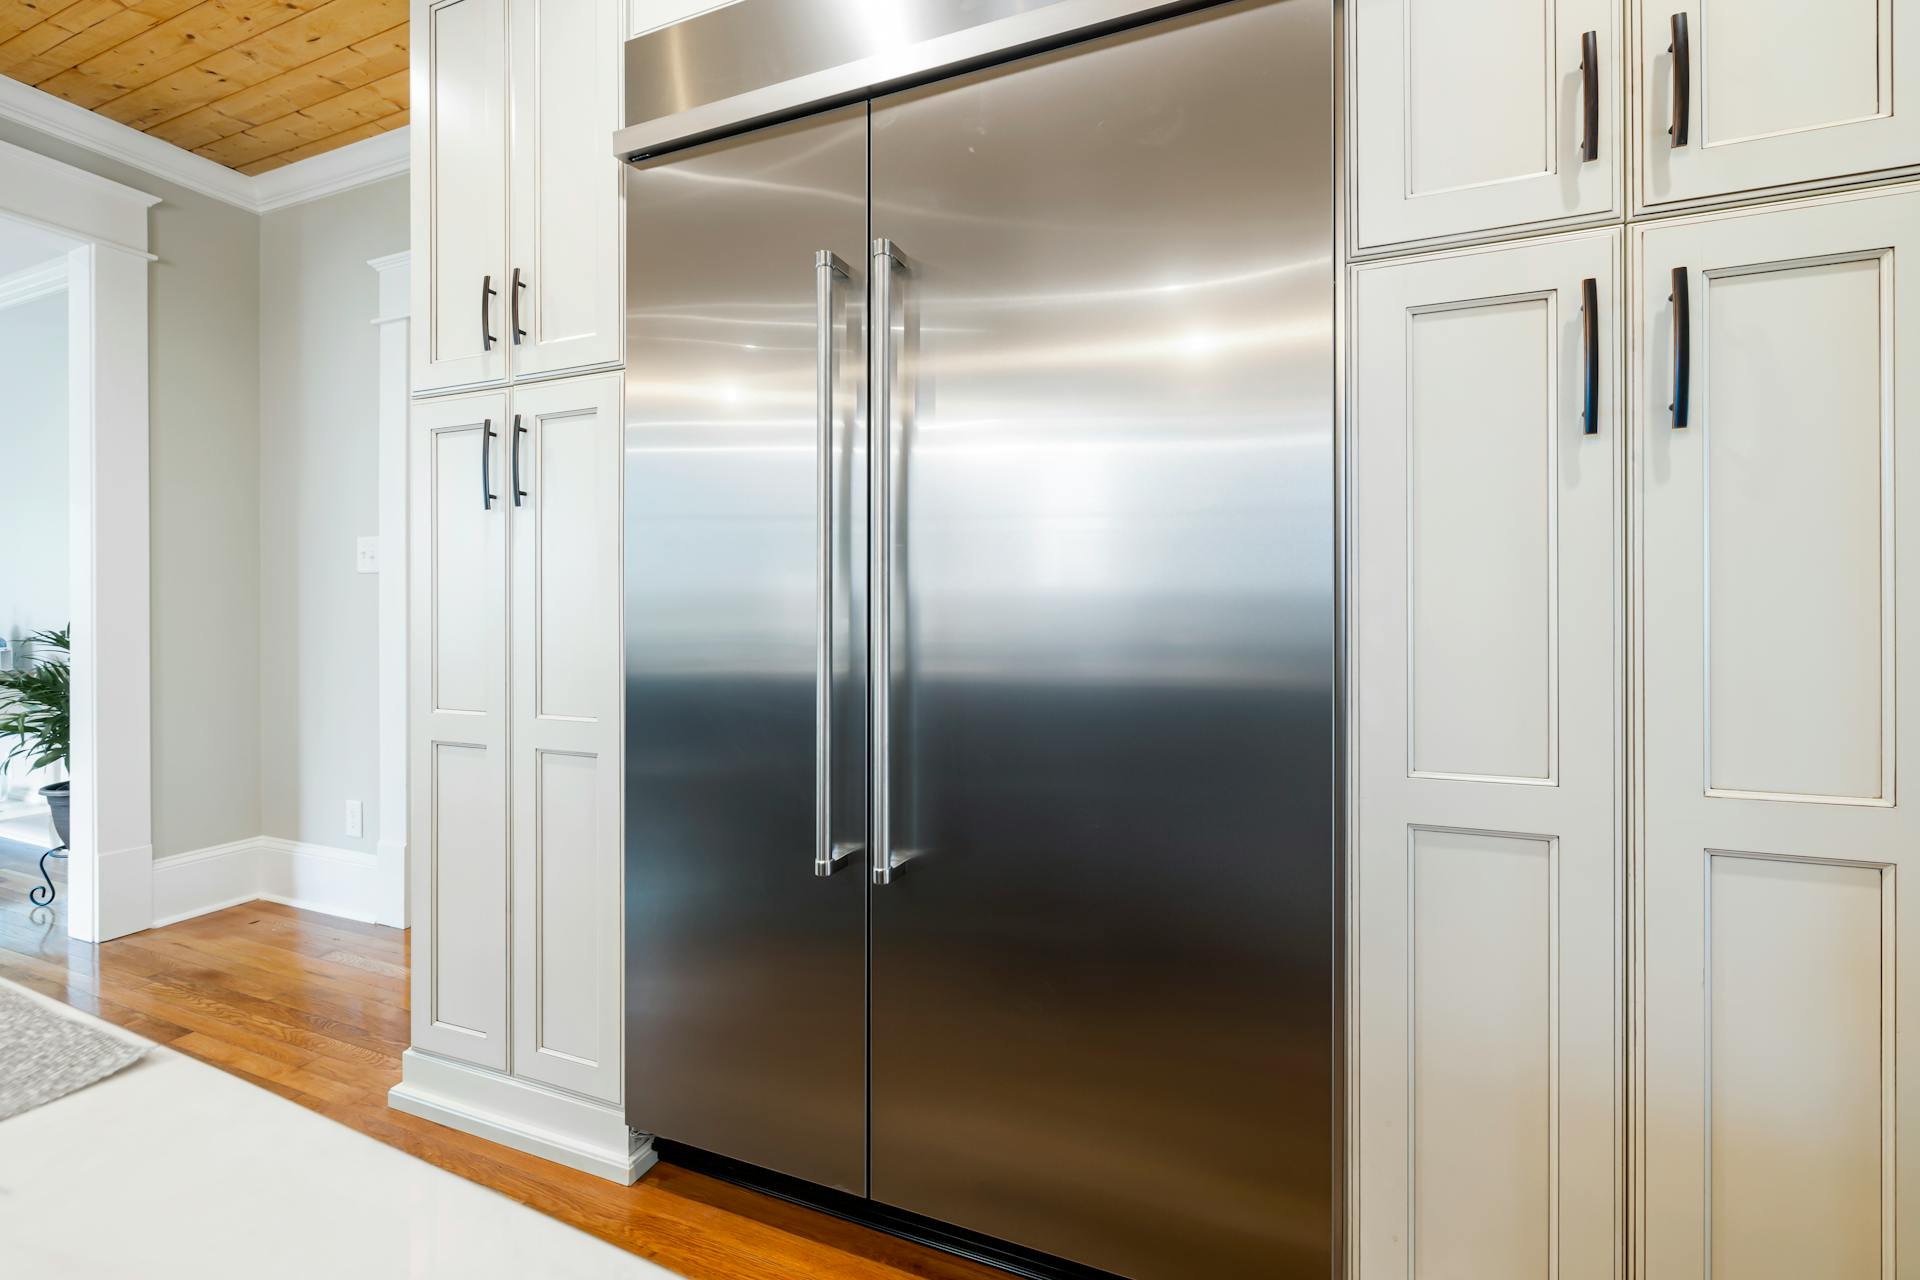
[0,626,69,776]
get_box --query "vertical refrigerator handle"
[872,239,907,886]
[815,251,858,877]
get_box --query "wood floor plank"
[0,881,1009,1280]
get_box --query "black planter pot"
[40,781,70,849]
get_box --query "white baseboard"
[388,1049,653,1184]
[151,836,383,928]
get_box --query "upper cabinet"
[1636,1,1920,212]
[627,0,735,38]
[413,0,623,395]
[413,0,510,392]
[1350,0,1623,253]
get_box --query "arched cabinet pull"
[1669,267,1691,429]
[511,414,528,507]
[511,267,527,345]
[480,274,498,350]
[1668,13,1691,147]
[1580,30,1599,162]
[1581,277,1599,434]
[480,418,498,509]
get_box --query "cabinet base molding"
[388,1049,652,1185]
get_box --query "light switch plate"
[356,536,380,575]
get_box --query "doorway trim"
[0,138,157,943]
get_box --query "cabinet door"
[627,0,733,38]
[508,0,624,381]
[1636,0,1920,210]
[508,373,624,1102]
[409,390,511,1070]
[1350,0,1622,252]
[1638,187,1920,1278]
[411,0,510,394]
[1352,229,1623,1280]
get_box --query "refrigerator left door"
[623,105,870,1193]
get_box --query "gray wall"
[0,289,68,649]
[257,176,408,854]
[0,118,263,860]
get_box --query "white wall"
[257,177,408,855]
[0,117,264,860]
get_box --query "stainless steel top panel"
[616,0,1219,159]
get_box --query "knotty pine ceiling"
[0,0,408,175]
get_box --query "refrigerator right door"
[866,2,1335,1277]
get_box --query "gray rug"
[0,979,147,1122]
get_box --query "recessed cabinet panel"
[511,372,624,1103]
[509,0,623,379]
[1701,0,1881,144]
[534,405,615,721]
[430,425,496,714]
[1405,1,1551,197]
[1637,0,1920,210]
[1408,296,1554,782]
[429,743,506,1039]
[409,390,511,1071]
[1353,229,1622,1280]
[412,0,510,393]
[1409,828,1554,1280]
[1708,855,1886,1280]
[1637,187,1920,1278]
[1705,258,1887,801]
[1351,0,1621,251]
[532,749,603,1065]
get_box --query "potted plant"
[0,627,71,848]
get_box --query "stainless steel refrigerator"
[622,2,1334,1275]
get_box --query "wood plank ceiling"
[0,0,408,175]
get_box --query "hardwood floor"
[0,853,1004,1280]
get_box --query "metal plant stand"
[30,844,67,908]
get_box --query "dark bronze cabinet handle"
[1581,276,1599,435]
[511,267,526,345]
[511,414,528,506]
[1580,30,1599,162]
[1668,13,1690,147]
[1669,267,1690,428]
[480,274,498,350]
[481,418,498,509]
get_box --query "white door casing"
[409,389,512,1070]
[412,0,511,394]
[507,373,624,1103]
[1352,228,1624,1280]
[507,0,624,381]
[1349,0,1623,253]
[1636,0,1920,212]
[1636,184,1920,1278]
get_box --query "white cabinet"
[408,374,624,1105]
[412,0,510,393]
[627,0,734,38]
[408,389,512,1070]
[1635,186,1920,1277]
[1351,229,1623,1279]
[412,0,623,393]
[507,374,625,1103]
[1349,0,1622,252]
[1636,0,1920,212]
[508,0,625,380]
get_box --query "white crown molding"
[0,257,67,310]
[252,128,410,213]
[0,73,407,215]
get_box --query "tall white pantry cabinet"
[391,0,643,1182]
[1350,1,1920,1276]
